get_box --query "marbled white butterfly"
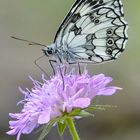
[42,0,128,65]
[12,0,128,66]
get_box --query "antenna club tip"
[10,36,17,39]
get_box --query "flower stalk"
[66,117,80,140]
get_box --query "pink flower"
[7,70,121,140]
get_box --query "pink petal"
[73,98,91,108]
[6,129,18,135]
[22,123,37,134]
[38,108,51,124]
[97,87,122,96]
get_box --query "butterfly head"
[42,44,56,57]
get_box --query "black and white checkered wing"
[54,0,128,63]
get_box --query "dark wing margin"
[53,0,85,43]
[53,0,103,44]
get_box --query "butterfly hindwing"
[54,0,128,63]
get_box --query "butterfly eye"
[106,47,113,55]
[107,38,114,46]
[107,29,114,36]
[47,49,53,55]
[94,18,100,24]
[42,48,53,56]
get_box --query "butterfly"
[42,0,128,65]
[12,0,128,66]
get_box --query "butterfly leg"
[58,64,65,90]
[34,55,49,78]
[49,60,65,89]
[49,59,57,75]
[78,62,81,75]
[68,62,81,75]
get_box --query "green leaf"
[35,125,46,134]
[70,109,81,116]
[85,105,117,112]
[77,110,94,118]
[57,121,67,136]
[38,119,57,140]
[69,109,94,118]
[85,106,106,111]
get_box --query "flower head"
[7,69,121,140]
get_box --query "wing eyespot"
[106,47,113,55]
[107,38,114,46]
[107,28,114,36]
[89,13,96,21]
[94,18,100,24]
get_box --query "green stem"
[66,117,80,140]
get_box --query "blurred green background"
[0,0,140,140]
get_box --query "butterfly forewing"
[54,0,128,63]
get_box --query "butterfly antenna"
[11,36,47,47]
[34,55,50,79]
